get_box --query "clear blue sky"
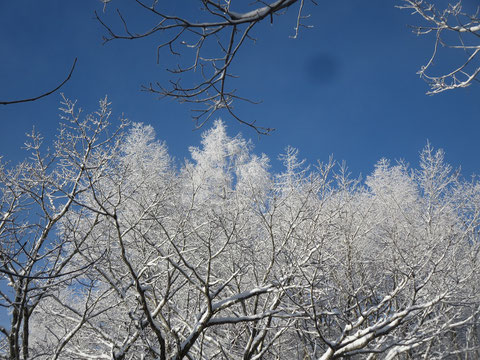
[1,0,479,178]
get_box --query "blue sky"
[1,0,479,178]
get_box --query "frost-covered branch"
[4,104,480,359]
[400,0,480,93]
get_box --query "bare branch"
[0,58,77,106]
[97,0,315,133]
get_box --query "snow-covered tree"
[2,100,480,359]
[0,96,127,359]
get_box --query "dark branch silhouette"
[97,1,313,134]
[0,58,77,106]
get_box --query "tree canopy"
[1,99,480,359]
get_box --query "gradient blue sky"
[1,0,479,178]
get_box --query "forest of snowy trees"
[1,98,480,359]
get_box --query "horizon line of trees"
[1,98,480,359]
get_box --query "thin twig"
[0,58,78,106]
